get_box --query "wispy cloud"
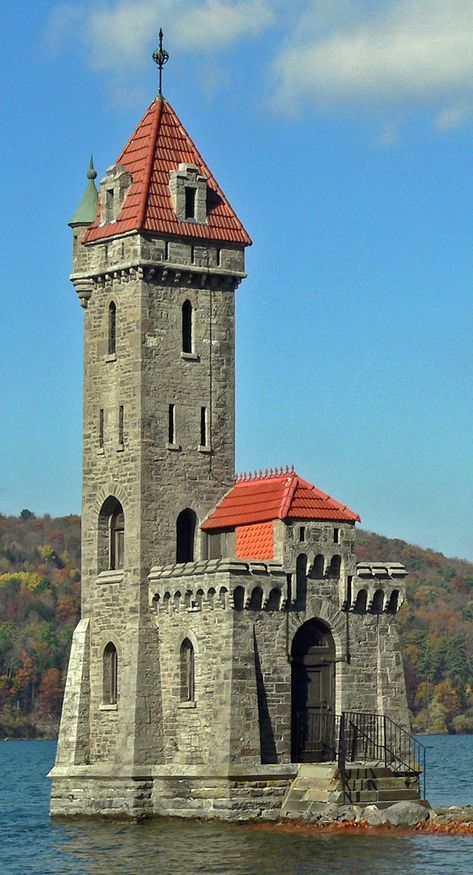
[273,0,473,130]
[47,0,473,132]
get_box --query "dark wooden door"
[291,619,335,762]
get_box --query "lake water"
[1,736,472,875]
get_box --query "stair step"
[376,789,420,802]
[345,778,416,791]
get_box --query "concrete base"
[49,763,298,821]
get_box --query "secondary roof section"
[202,467,360,530]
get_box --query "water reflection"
[2,739,473,875]
[50,819,473,875]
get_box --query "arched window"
[248,586,263,611]
[371,589,385,614]
[182,300,193,353]
[328,555,342,578]
[108,301,116,355]
[176,509,197,563]
[180,638,195,702]
[387,590,400,613]
[313,554,325,579]
[233,586,245,611]
[267,588,281,611]
[353,589,367,613]
[98,497,124,572]
[103,642,118,705]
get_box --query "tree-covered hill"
[0,513,471,736]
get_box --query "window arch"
[387,590,400,613]
[233,585,245,611]
[98,497,125,572]
[103,642,118,705]
[108,301,117,355]
[176,509,197,563]
[182,300,193,353]
[180,638,195,702]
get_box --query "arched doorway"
[291,618,335,762]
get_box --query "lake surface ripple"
[1,736,472,875]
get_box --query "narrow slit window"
[108,301,116,355]
[106,189,114,222]
[299,526,305,542]
[200,407,207,447]
[180,638,195,702]
[185,187,196,220]
[99,409,104,448]
[333,528,340,544]
[182,300,193,353]
[118,405,124,445]
[103,642,118,705]
[168,404,175,445]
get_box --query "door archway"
[291,618,335,762]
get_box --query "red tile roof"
[84,97,251,246]
[236,522,274,560]
[202,467,360,530]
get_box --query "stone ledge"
[49,763,298,780]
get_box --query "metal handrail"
[293,710,427,801]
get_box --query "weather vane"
[153,28,169,96]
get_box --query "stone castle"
[49,61,422,820]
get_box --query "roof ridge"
[279,475,298,519]
[136,97,163,230]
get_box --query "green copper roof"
[69,156,98,227]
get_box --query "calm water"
[0,737,472,875]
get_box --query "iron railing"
[338,711,426,800]
[293,710,426,799]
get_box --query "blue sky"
[1,1,472,560]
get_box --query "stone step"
[343,766,392,779]
[376,789,420,802]
[345,777,417,791]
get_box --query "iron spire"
[152,29,169,97]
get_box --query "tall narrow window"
[106,189,115,222]
[99,409,104,448]
[103,642,118,704]
[118,405,124,446]
[176,509,197,563]
[185,187,196,219]
[110,505,125,570]
[182,300,193,353]
[333,528,340,544]
[200,406,207,447]
[108,301,116,355]
[180,638,195,702]
[168,404,175,444]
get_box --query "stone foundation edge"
[49,764,298,820]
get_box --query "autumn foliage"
[0,513,472,736]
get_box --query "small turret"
[69,156,98,227]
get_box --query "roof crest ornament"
[152,28,169,97]
[235,466,296,482]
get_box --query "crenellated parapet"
[345,561,407,614]
[148,558,288,614]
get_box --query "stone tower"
[50,65,418,821]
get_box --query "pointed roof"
[69,157,98,227]
[84,97,251,245]
[201,468,360,530]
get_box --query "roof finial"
[87,155,97,181]
[153,28,169,97]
